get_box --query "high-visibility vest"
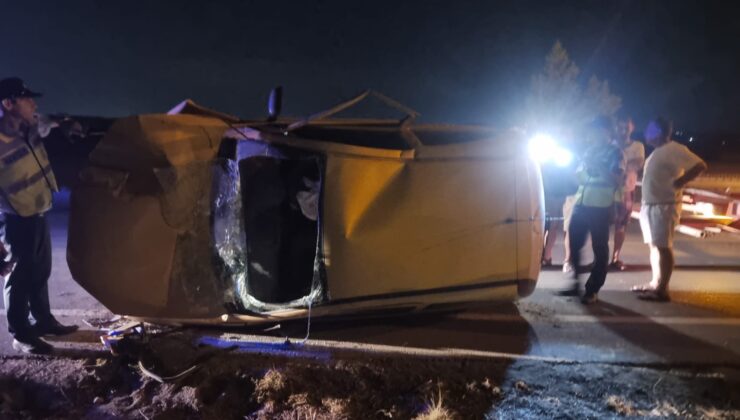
[0,126,58,216]
[573,144,625,208]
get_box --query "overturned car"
[66,92,545,325]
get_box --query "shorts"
[615,190,635,227]
[639,203,680,248]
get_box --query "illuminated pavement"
[0,211,738,369]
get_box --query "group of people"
[542,115,707,304]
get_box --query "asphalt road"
[0,211,738,368]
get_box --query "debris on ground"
[514,380,531,394]
[82,315,122,330]
[0,329,738,419]
[606,395,639,416]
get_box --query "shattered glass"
[153,156,326,316]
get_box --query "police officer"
[0,77,78,354]
[557,116,625,304]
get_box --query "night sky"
[3,0,740,134]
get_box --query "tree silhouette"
[527,41,621,133]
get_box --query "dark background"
[2,0,740,138]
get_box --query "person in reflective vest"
[558,116,625,304]
[0,77,78,354]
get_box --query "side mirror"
[267,86,283,122]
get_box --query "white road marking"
[214,332,575,363]
[454,312,740,326]
[0,309,110,318]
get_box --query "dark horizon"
[3,0,740,135]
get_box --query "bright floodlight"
[527,133,557,163]
[528,133,572,167]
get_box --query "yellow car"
[67,93,544,325]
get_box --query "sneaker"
[33,320,79,336]
[12,336,53,355]
[562,262,574,274]
[581,293,598,304]
[541,258,553,267]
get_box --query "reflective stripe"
[5,164,53,194]
[0,138,24,156]
[0,127,57,216]
[1,147,30,165]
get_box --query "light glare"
[528,133,557,163]
[528,133,572,166]
[553,148,573,167]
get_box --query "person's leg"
[585,207,610,297]
[611,192,632,265]
[3,216,34,339]
[638,204,676,301]
[542,220,561,262]
[655,204,679,295]
[612,225,626,263]
[26,215,77,336]
[569,213,586,273]
[649,245,661,288]
[640,245,672,301]
[559,206,587,295]
[562,196,575,271]
[654,247,674,294]
[28,215,54,327]
[631,204,657,292]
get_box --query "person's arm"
[674,161,707,189]
[626,149,644,173]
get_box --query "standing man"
[558,117,624,304]
[610,117,645,270]
[633,117,707,302]
[0,77,78,354]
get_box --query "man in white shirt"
[634,117,707,301]
[610,117,645,270]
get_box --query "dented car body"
[67,95,545,325]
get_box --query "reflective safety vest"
[573,173,623,208]
[0,126,58,216]
[573,144,625,208]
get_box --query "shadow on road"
[586,298,740,366]
[540,263,740,273]
[278,302,537,355]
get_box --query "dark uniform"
[0,77,76,353]
[566,143,625,301]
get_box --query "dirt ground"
[1,328,739,420]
